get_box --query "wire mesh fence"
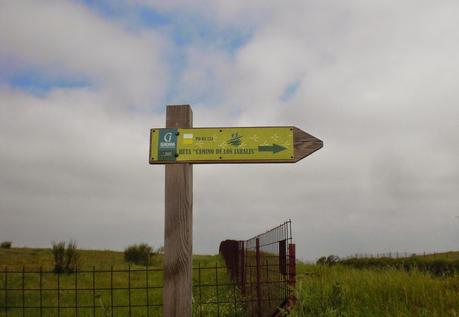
[219,220,295,317]
[0,264,245,317]
[1,221,296,317]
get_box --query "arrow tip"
[272,144,287,153]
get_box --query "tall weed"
[51,240,79,273]
[291,263,459,317]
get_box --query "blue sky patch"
[77,0,251,53]
[166,13,252,53]
[78,0,170,28]
[8,71,91,96]
[281,80,301,102]
[78,0,117,17]
[7,1,252,102]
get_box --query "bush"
[124,243,155,266]
[317,255,340,266]
[52,240,80,273]
[1,241,12,248]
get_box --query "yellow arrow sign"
[149,127,322,164]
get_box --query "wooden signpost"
[150,127,322,164]
[150,105,322,317]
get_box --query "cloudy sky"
[1,0,458,261]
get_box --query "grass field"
[416,251,459,262]
[290,253,459,317]
[335,251,459,276]
[3,248,459,316]
[0,248,129,270]
[0,247,243,317]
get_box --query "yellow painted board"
[150,128,159,162]
[150,127,294,163]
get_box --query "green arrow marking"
[258,144,287,154]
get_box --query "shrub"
[317,255,340,266]
[317,256,327,265]
[124,243,155,266]
[52,241,66,273]
[1,241,12,249]
[52,240,80,273]
[326,255,340,265]
[65,240,80,272]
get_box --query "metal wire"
[0,265,250,316]
[0,221,295,317]
[219,220,295,317]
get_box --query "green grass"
[417,251,459,262]
[337,251,459,276]
[0,248,244,317]
[290,262,459,317]
[0,248,130,270]
[8,247,458,316]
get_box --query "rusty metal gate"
[219,220,296,317]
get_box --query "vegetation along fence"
[0,221,296,317]
[0,264,246,317]
[219,220,296,317]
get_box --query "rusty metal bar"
[288,243,296,293]
[256,238,262,317]
[219,220,294,317]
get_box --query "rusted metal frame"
[255,238,262,317]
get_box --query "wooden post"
[163,105,193,317]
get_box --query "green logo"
[227,133,242,147]
[158,128,177,161]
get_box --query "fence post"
[4,266,8,317]
[22,267,25,317]
[146,266,150,317]
[110,266,113,317]
[128,265,132,317]
[215,262,220,316]
[39,267,43,317]
[57,268,60,317]
[288,244,296,304]
[198,262,202,316]
[92,266,96,317]
[256,238,262,317]
[75,267,78,317]
[265,259,271,307]
[240,242,245,295]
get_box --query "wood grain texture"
[164,105,193,317]
[292,127,323,163]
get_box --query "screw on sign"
[149,105,322,317]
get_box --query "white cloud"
[0,0,458,260]
[0,0,167,108]
[168,0,459,258]
[0,87,165,249]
